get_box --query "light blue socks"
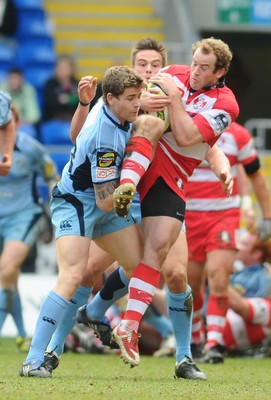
[167,285,193,363]
[46,285,92,357]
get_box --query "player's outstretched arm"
[206,144,233,197]
[70,76,98,143]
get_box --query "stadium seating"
[20,123,38,138]
[0,42,16,73]
[13,0,44,11]
[39,120,72,145]
[24,66,54,108]
[0,70,7,83]
[44,0,165,79]
[15,41,56,70]
[39,119,72,174]
[10,0,56,110]
[15,9,52,42]
[50,151,70,174]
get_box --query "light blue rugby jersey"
[60,101,133,195]
[0,91,12,126]
[0,131,58,217]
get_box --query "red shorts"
[186,208,240,262]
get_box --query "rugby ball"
[147,82,170,131]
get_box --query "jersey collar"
[103,105,130,132]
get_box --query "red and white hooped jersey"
[138,64,239,202]
[186,121,258,211]
[224,309,271,351]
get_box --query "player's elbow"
[175,137,190,147]
[173,123,203,147]
[175,136,198,147]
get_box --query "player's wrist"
[79,100,91,107]
[241,195,252,210]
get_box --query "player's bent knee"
[134,114,164,142]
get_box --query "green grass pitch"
[1,337,270,400]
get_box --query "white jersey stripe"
[186,195,240,211]
[159,141,190,178]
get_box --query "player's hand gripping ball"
[147,83,170,131]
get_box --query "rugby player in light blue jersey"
[0,104,59,351]
[19,65,164,377]
[0,91,16,176]
[43,39,182,372]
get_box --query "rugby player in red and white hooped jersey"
[136,63,239,202]
[111,37,239,375]
[185,121,271,363]
[222,230,271,356]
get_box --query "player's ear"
[216,68,226,80]
[106,93,115,105]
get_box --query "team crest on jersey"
[176,177,184,191]
[219,230,231,244]
[192,95,208,110]
[97,152,116,167]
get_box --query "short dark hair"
[130,37,167,67]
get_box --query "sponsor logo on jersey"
[96,167,116,179]
[60,220,72,230]
[97,152,116,167]
[210,113,229,134]
[44,161,55,178]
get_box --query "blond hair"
[192,37,233,74]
